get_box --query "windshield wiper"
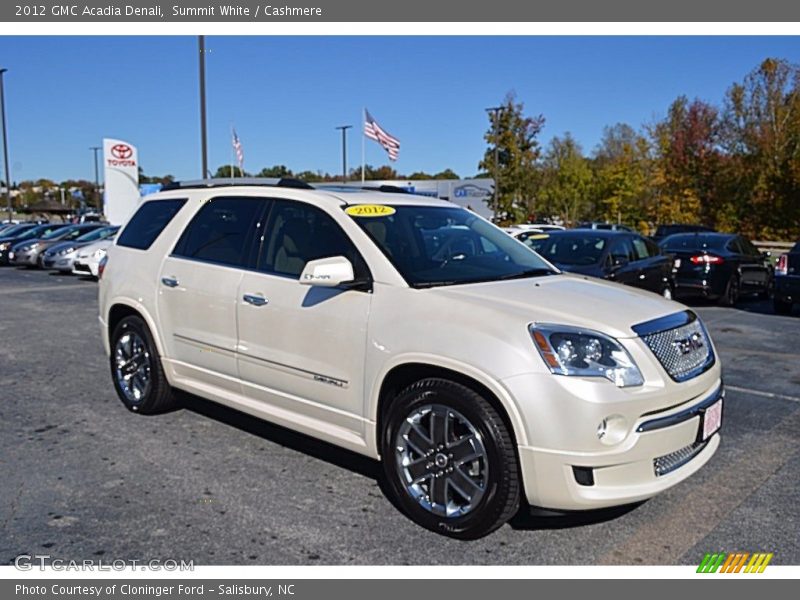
[494,268,556,281]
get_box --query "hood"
[429,273,680,339]
[45,240,85,255]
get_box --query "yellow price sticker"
[345,204,396,217]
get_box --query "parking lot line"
[597,406,800,565]
[725,385,800,404]
[0,283,92,295]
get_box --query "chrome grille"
[654,441,707,477]
[635,312,714,382]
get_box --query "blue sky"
[0,36,798,183]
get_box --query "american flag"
[232,128,244,171]
[364,109,400,161]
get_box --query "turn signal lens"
[97,255,108,279]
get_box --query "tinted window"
[609,237,635,263]
[661,234,728,251]
[173,197,264,268]
[632,237,651,261]
[260,200,367,279]
[118,199,186,250]
[525,234,606,266]
[739,237,761,257]
[76,226,119,243]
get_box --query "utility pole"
[198,36,208,179]
[90,146,101,208]
[485,106,504,215]
[0,68,12,223]
[335,125,352,183]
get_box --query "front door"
[236,199,373,443]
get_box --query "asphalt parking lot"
[1,266,798,566]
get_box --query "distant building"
[338,178,495,219]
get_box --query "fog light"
[597,414,628,446]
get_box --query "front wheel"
[381,378,520,539]
[719,274,740,307]
[110,315,177,414]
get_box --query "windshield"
[76,226,117,243]
[18,224,61,240]
[522,233,607,266]
[42,226,78,240]
[347,205,556,287]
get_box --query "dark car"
[773,240,800,315]
[652,224,714,243]
[659,232,772,305]
[0,223,69,265]
[518,230,675,298]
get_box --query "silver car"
[10,223,105,267]
[42,225,120,273]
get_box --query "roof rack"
[160,177,314,191]
[313,183,411,194]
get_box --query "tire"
[109,315,177,414]
[381,378,520,540]
[719,275,740,307]
[758,277,774,301]
[774,298,793,315]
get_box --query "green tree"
[721,58,800,238]
[432,168,460,180]
[538,134,594,226]
[213,165,248,178]
[257,165,293,178]
[479,92,545,223]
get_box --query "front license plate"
[701,399,723,440]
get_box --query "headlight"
[58,247,75,256]
[93,248,107,259]
[530,324,644,387]
[0,242,8,251]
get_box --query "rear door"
[156,196,267,392]
[236,198,372,442]
[631,235,670,293]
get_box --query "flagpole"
[361,107,365,184]
[230,124,234,181]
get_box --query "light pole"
[90,146,101,208]
[198,36,208,179]
[0,68,12,223]
[335,125,352,183]
[485,105,504,215]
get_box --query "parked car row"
[506,225,777,308]
[0,221,117,277]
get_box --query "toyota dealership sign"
[102,138,140,225]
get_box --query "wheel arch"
[107,299,166,359]
[372,359,529,454]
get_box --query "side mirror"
[299,256,354,288]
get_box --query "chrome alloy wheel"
[395,404,488,518]
[114,331,152,405]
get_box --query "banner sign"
[102,138,140,225]
[3,0,800,22]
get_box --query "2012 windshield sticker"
[345,205,396,217]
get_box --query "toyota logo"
[110,144,133,159]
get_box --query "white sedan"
[73,237,115,278]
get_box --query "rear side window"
[117,199,186,250]
[632,237,651,260]
[173,197,265,268]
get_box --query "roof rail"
[160,177,314,191]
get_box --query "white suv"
[98,180,723,539]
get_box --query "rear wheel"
[719,275,740,307]
[110,315,177,414]
[381,378,520,539]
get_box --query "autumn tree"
[479,92,545,223]
[538,134,594,225]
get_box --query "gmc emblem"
[673,332,704,355]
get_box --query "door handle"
[639,273,646,280]
[161,276,179,288]
[243,293,268,307]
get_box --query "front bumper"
[10,249,40,266]
[43,254,76,271]
[504,369,722,510]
